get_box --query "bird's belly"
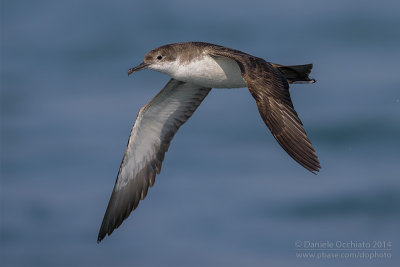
[174,55,247,88]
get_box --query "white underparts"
[153,55,247,88]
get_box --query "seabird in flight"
[98,42,321,242]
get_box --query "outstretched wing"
[243,60,321,173]
[98,79,210,242]
[207,46,320,173]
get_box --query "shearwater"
[98,42,321,242]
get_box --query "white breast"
[170,55,247,88]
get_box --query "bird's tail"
[271,63,316,84]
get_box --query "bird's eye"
[157,55,163,60]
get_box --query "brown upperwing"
[207,46,321,173]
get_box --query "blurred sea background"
[1,0,399,266]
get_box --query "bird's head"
[128,44,178,76]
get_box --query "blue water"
[1,0,400,266]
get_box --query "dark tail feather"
[271,63,316,84]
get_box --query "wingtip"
[97,223,109,243]
[310,164,322,175]
[311,169,320,175]
[97,233,104,243]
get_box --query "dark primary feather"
[97,79,210,242]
